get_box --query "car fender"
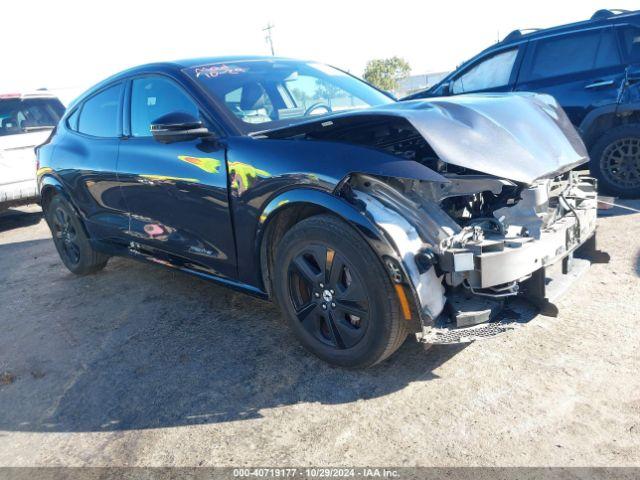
[38,173,66,206]
[38,173,85,221]
[578,103,621,149]
[256,187,424,324]
[579,99,640,149]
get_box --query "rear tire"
[272,214,408,368]
[589,125,640,198]
[44,195,109,275]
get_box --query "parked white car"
[0,91,65,210]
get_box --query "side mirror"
[440,82,451,96]
[150,112,211,144]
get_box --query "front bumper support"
[419,232,607,345]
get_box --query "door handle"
[585,79,615,89]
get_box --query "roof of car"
[401,9,640,101]
[66,56,317,109]
[110,55,308,77]
[0,91,60,101]
[172,55,304,68]
[498,9,640,47]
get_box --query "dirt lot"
[0,202,639,467]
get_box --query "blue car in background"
[405,9,640,197]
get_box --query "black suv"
[405,9,640,197]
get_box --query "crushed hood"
[263,93,589,184]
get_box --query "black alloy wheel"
[273,214,408,368]
[50,204,81,266]
[288,244,369,350]
[44,195,109,275]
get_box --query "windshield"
[184,60,394,132]
[0,97,64,137]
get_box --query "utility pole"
[263,23,275,56]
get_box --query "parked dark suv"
[405,9,640,197]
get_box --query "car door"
[616,24,640,103]
[51,83,130,241]
[515,27,626,127]
[116,74,237,279]
[444,45,525,96]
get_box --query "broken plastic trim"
[340,170,600,344]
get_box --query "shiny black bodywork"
[36,57,423,302]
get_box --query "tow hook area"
[520,233,610,317]
[419,233,611,345]
[447,294,504,328]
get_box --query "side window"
[78,84,123,137]
[524,30,619,81]
[595,30,621,68]
[618,26,640,63]
[67,108,80,131]
[451,49,518,94]
[131,77,200,137]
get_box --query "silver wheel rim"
[600,137,640,190]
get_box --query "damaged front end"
[340,170,600,344]
[265,92,606,344]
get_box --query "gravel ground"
[0,202,639,467]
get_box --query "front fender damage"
[352,186,447,320]
[265,93,604,343]
[337,170,603,345]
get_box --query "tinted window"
[185,60,393,131]
[525,30,619,80]
[451,49,518,94]
[0,98,64,137]
[618,26,640,62]
[78,84,122,137]
[131,77,199,137]
[595,30,621,68]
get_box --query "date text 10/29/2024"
[233,468,400,478]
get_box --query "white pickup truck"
[0,91,65,210]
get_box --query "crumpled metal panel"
[395,93,588,184]
[265,92,588,185]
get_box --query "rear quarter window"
[67,108,80,131]
[618,26,640,62]
[523,29,620,81]
[77,84,123,137]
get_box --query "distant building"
[394,72,448,98]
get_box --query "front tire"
[272,214,408,368]
[44,195,109,275]
[589,125,640,198]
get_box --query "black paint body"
[36,58,417,298]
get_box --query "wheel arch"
[255,188,421,327]
[579,104,640,150]
[257,189,387,292]
[38,175,90,235]
[39,175,68,210]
